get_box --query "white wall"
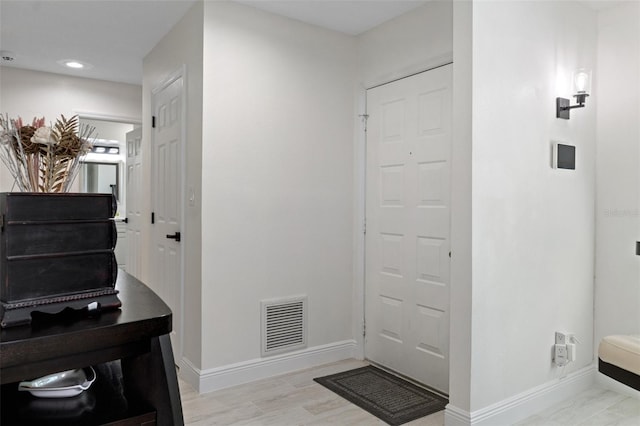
[449,0,473,415]
[0,67,141,191]
[469,0,597,412]
[81,119,135,141]
[201,1,357,370]
[357,0,453,89]
[595,2,640,346]
[143,1,204,368]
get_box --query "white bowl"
[18,367,96,398]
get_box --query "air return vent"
[261,296,307,357]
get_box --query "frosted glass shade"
[573,69,592,95]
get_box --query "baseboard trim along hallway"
[444,364,596,426]
[181,340,358,394]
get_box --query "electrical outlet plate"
[554,344,568,366]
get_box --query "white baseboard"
[444,404,472,426]
[444,364,596,426]
[178,356,202,391]
[596,371,640,398]
[180,340,357,394]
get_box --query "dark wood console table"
[0,272,184,425]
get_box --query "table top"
[0,272,172,383]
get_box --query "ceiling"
[0,0,428,86]
[235,0,427,35]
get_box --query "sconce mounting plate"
[556,97,571,119]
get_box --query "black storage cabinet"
[0,192,121,327]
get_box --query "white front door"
[152,74,184,359]
[365,64,452,394]
[125,127,142,279]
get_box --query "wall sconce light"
[556,69,592,119]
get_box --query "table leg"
[122,334,184,426]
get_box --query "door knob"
[166,232,181,242]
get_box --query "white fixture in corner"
[573,69,592,95]
[556,68,592,119]
[554,331,579,366]
[65,61,84,69]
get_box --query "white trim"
[363,52,454,90]
[444,404,472,426]
[352,84,367,361]
[74,111,141,125]
[189,340,357,394]
[444,364,596,426]
[179,356,202,392]
[152,66,185,95]
[178,64,188,370]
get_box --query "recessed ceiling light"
[57,59,93,70]
[65,61,84,69]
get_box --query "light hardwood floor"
[178,359,443,425]
[516,386,640,426]
[178,359,639,425]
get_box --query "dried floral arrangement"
[0,114,95,192]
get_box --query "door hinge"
[363,218,366,235]
[363,322,366,338]
[359,114,369,132]
[151,212,155,224]
[152,116,156,128]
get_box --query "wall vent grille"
[261,296,307,357]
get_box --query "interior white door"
[365,64,452,394]
[125,127,142,279]
[152,75,184,358]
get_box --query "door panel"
[365,65,452,393]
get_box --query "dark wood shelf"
[1,362,156,425]
[0,273,183,425]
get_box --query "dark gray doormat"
[313,366,448,425]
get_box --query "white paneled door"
[152,74,184,359]
[365,64,452,394]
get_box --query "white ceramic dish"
[18,366,96,398]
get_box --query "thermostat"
[552,142,576,170]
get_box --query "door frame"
[356,62,454,368]
[125,127,143,279]
[151,65,187,365]
[76,113,142,276]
